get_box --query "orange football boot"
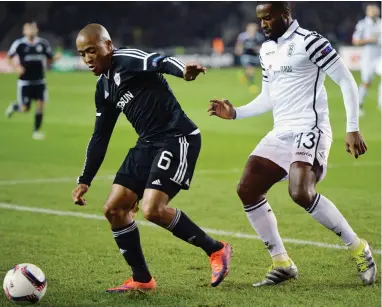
[209,241,233,287]
[105,277,157,292]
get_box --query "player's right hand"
[72,184,89,206]
[345,131,367,159]
[208,99,236,119]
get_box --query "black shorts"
[17,83,47,107]
[114,133,201,200]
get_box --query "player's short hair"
[257,1,291,14]
[23,21,37,26]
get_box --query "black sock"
[34,113,43,131]
[167,209,223,256]
[12,102,19,112]
[112,222,152,283]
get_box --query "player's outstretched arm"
[326,58,367,159]
[208,80,272,120]
[304,32,368,159]
[113,49,206,80]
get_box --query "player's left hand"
[345,131,367,159]
[183,63,207,81]
[72,184,89,206]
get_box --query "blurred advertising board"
[338,46,361,71]
[0,52,14,73]
[2,48,368,72]
[52,51,87,72]
[0,51,234,73]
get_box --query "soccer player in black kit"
[5,22,61,140]
[71,24,232,292]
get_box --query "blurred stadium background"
[0,1,380,307]
[0,1,380,71]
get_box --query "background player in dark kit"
[5,21,61,140]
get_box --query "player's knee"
[141,201,165,223]
[35,104,43,113]
[103,203,124,221]
[237,181,264,206]
[288,186,315,208]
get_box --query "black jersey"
[77,48,198,186]
[237,32,265,56]
[8,37,53,82]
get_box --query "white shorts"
[361,58,380,83]
[251,130,332,181]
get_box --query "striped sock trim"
[306,194,321,213]
[167,209,181,231]
[112,222,137,237]
[244,199,267,213]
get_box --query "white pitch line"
[0,169,241,186]
[0,162,379,186]
[0,203,380,255]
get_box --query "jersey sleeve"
[304,32,340,73]
[236,32,246,43]
[113,49,185,78]
[77,83,120,186]
[352,20,364,41]
[8,39,20,57]
[259,54,269,83]
[42,39,53,59]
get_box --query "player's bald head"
[76,23,114,76]
[77,23,111,43]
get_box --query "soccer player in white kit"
[352,4,381,115]
[208,1,376,287]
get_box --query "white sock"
[359,84,368,106]
[244,199,289,260]
[307,194,358,246]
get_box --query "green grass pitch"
[0,69,380,307]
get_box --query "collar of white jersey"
[21,36,41,46]
[278,20,299,42]
[365,16,378,24]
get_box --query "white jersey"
[259,20,341,137]
[352,16,381,62]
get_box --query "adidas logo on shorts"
[152,179,162,186]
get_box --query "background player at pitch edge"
[5,21,62,140]
[209,1,376,287]
[72,24,232,292]
[352,3,381,116]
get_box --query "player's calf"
[142,188,231,286]
[142,189,224,255]
[103,184,152,285]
